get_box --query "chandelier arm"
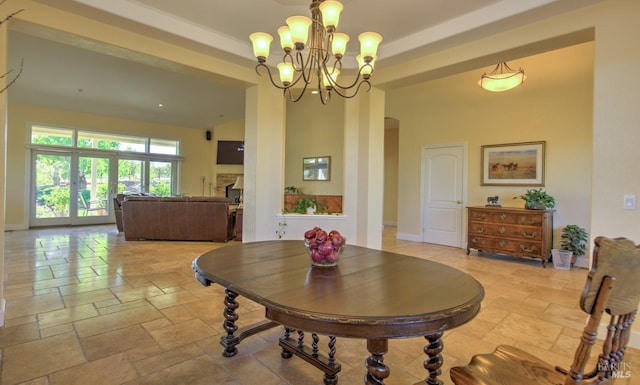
[321,30,333,67]
[318,89,330,105]
[329,79,371,99]
[313,67,331,105]
[294,49,316,86]
[287,78,312,103]
[323,61,372,91]
[284,87,301,103]
[255,64,290,90]
[284,87,300,103]
[255,52,306,91]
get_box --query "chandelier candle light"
[249,0,382,104]
[478,62,526,92]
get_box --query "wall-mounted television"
[216,141,244,165]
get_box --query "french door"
[31,151,116,227]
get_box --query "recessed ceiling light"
[158,103,164,107]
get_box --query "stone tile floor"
[0,225,637,384]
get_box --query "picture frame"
[481,141,545,186]
[303,156,331,181]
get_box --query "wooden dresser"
[467,206,554,266]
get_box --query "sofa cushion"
[123,195,160,202]
[189,196,230,203]
[160,197,190,202]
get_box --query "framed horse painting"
[481,141,545,186]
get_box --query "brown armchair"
[450,236,640,385]
[113,194,125,232]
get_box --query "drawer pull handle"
[519,217,536,225]
[473,213,487,220]
[474,226,485,233]
[500,213,507,221]
[499,227,506,234]
[519,244,537,253]
[471,237,485,244]
[499,241,507,248]
[521,231,537,239]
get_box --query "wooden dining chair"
[450,236,640,385]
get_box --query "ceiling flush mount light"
[478,62,526,92]
[249,0,382,104]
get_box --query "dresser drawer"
[469,209,544,226]
[468,223,542,241]
[466,206,554,266]
[468,236,541,255]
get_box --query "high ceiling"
[5,0,602,129]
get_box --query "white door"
[422,145,465,247]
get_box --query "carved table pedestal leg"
[220,288,240,357]
[365,338,390,385]
[422,331,444,385]
[219,288,279,358]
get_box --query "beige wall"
[6,103,214,228]
[591,0,640,241]
[386,42,594,254]
[590,0,640,339]
[285,96,344,197]
[0,21,8,325]
[383,126,399,226]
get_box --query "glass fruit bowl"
[304,239,345,267]
[303,227,345,268]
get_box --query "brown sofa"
[114,193,153,232]
[122,196,234,242]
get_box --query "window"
[30,125,181,197]
[150,138,179,155]
[31,126,73,147]
[31,125,180,155]
[78,131,147,152]
[32,125,180,155]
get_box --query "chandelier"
[478,62,526,92]
[249,0,383,104]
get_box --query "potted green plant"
[560,224,588,265]
[284,186,301,194]
[294,196,324,214]
[514,188,555,209]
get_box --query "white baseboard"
[598,324,640,350]
[574,255,589,269]
[0,299,5,328]
[630,330,640,350]
[4,223,28,231]
[396,232,422,242]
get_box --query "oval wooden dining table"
[192,240,484,385]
